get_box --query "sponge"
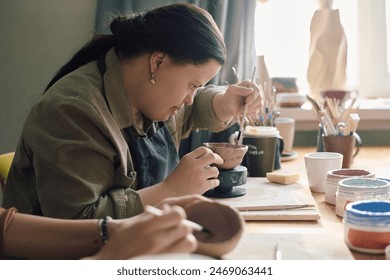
[266,172,300,185]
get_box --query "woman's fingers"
[141,206,197,255]
[144,205,186,231]
[191,146,223,165]
[230,81,262,115]
[157,233,198,255]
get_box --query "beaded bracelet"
[98,216,111,244]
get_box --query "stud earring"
[150,73,156,84]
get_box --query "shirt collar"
[102,48,146,135]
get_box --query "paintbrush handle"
[237,67,256,144]
[241,67,256,124]
[241,104,248,129]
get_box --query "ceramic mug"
[322,133,361,168]
[274,117,295,154]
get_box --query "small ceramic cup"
[304,152,343,193]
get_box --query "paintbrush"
[274,239,282,260]
[236,67,257,145]
[306,95,321,117]
[307,95,337,135]
[144,205,212,235]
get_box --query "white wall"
[0,0,97,154]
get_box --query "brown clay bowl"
[320,89,349,103]
[203,142,248,170]
[185,201,244,258]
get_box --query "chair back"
[0,152,15,191]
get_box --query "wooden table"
[226,146,390,260]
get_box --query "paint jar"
[335,178,390,217]
[385,244,390,260]
[325,169,375,205]
[344,200,390,254]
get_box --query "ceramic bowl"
[320,89,350,103]
[276,93,306,108]
[203,142,248,170]
[185,201,244,258]
[271,77,298,93]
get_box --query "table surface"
[229,146,390,260]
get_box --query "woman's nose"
[184,91,195,105]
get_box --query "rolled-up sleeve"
[180,85,231,136]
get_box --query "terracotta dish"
[185,201,244,258]
[203,142,248,170]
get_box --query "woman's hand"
[137,146,222,206]
[212,81,262,123]
[89,204,196,260]
[162,146,223,195]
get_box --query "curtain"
[95,0,185,34]
[95,0,257,156]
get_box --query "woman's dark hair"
[45,3,227,91]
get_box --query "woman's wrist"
[212,92,234,124]
[84,218,119,260]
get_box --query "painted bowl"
[203,142,248,170]
[185,201,244,258]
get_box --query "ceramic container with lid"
[325,169,375,205]
[335,178,390,217]
[385,244,390,260]
[344,200,390,254]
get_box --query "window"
[387,0,390,73]
[255,0,389,98]
[359,0,390,97]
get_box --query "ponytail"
[45,34,115,91]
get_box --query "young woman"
[3,3,261,219]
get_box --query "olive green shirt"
[3,48,229,219]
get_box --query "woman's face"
[140,54,221,121]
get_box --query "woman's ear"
[149,52,167,73]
